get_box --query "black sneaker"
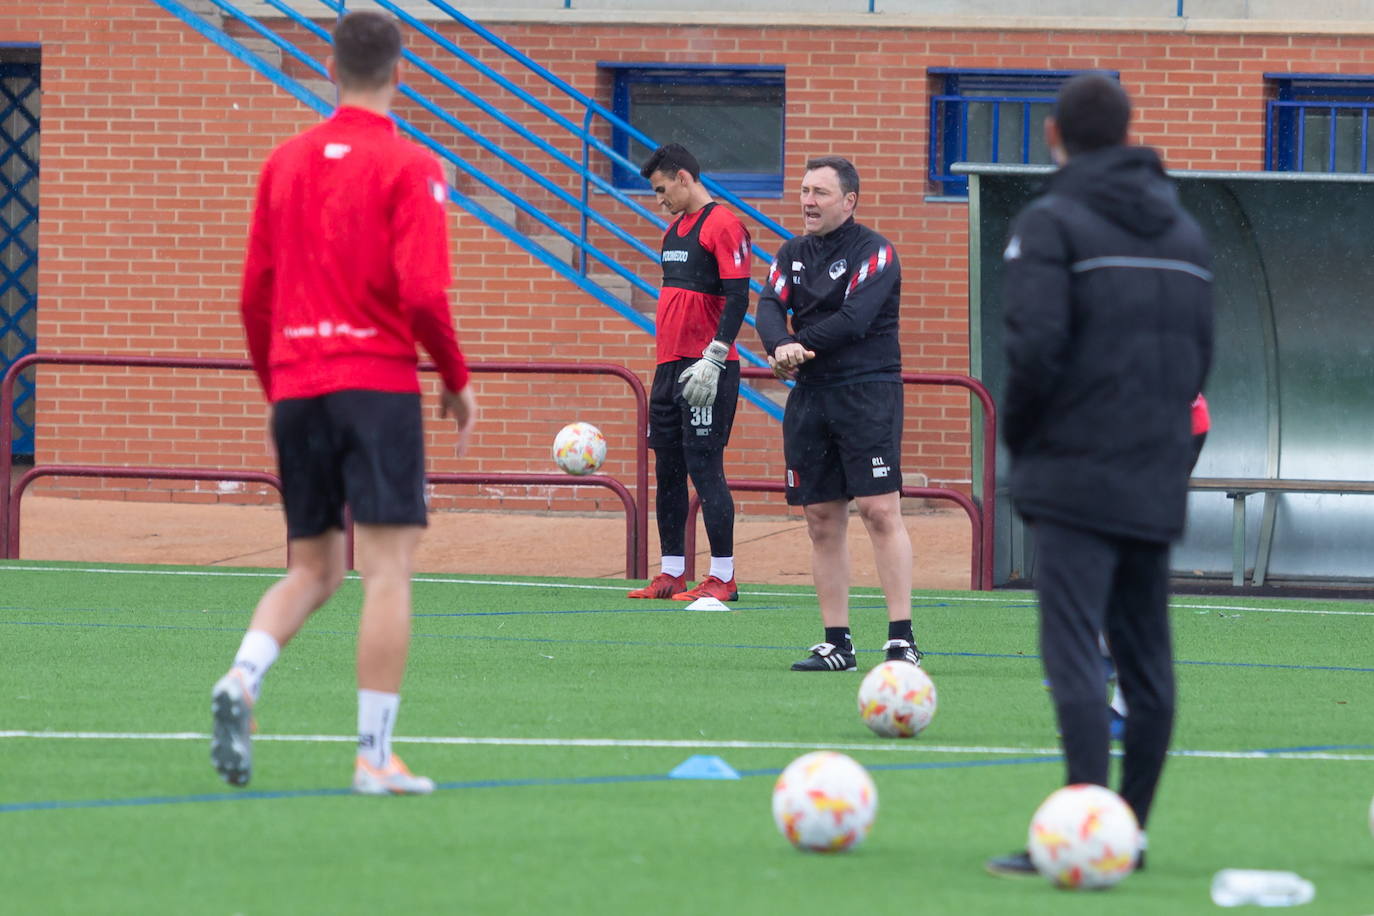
[790,642,857,672]
[985,850,1038,878]
[882,638,923,666]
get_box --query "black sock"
[887,619,914,643]
[824,627,851,650]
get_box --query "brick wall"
[5,2,1374,517]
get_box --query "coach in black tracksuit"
[987,74,1213,877]
[756,156,924,673]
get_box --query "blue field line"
[21,600,910,616]
[413,605,789,618]
[912,652,1374,675]
[2,602,898,617]
[1,620,249,634]
[3,740,1359,816]
[0,754,1059,815]
[4,617,1374,672]
[832,755,1062,775]
[1250,743,1374,754]
[1172,659,1374,673]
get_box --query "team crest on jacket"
[828,259,848,279]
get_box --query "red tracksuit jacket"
[240,106,469,402]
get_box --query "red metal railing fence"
[3,355,995,588]
[1,354,650,576]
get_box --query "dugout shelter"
[965,164,1374,589]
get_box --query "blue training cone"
[668,754,741,780]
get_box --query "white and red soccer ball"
[771,751,878,853]
[856,660,937,738]
[1027,784,1141,889]
[552,422,607,476]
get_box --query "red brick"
[10,5,1358,506]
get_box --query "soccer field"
[3,562,1372,915]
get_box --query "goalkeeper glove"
[678,340,730,408]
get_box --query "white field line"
[2,730,1372,762]
[4,564,1374,614]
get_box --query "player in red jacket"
[210,10,476,795]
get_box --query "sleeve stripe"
[845,244,892,298]
[767,260,790,302]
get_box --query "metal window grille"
[1266,74,1374,174]
[0,60,38,458]
[602,64,786,196]
[927,69,1107,197]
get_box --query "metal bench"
[1189,477,1374,586]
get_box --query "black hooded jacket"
[1001,145,1214,543]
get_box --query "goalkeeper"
[627,144,752,602]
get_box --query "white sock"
[709,556,735,581]
[358,689,400,769]
[660,556,685,577]
[1110,683,1128,717]
[231,629,280,701]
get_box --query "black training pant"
[1032,518,1176,830]
[652,444,733,558]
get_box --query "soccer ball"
[771,751,877,853]
[552,422,607,476]
[856,660,937,738]
[1027,784,1141,889]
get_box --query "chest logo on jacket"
[828,260,848,280]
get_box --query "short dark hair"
[640,143,701,182]
[333,11,402,91]
[1053,72,1131,155]
[804,156,860,197]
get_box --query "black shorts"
[646,359,740,452]
[272,390,427,539]
[782,381,904,506]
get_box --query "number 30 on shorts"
[691,405,714,427]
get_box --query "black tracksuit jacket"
[1001,145,1214,544]
[755,217,902,388]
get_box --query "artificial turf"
[3,561,1372,914]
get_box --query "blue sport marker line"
[0,754,1059,815]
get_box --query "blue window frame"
[600,63,784,196]
[1266,73,1374,173]
[0,55,39,458]
[928,68,1112,197]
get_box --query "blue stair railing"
[150,0,792,420]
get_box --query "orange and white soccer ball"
[1027,784,1141,889]
[771,751,877,853]
[552,422,607,476]
[856,660,937,738]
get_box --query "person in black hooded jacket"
[987,73,1213,878]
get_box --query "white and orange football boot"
[352,754,435,796]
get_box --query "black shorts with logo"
[782,381,904,506]
[272,389,427,539]
[646,359,740,452]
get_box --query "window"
[1266,73,1374,173]
[928,69,1109,197]
[601,63,784,196]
